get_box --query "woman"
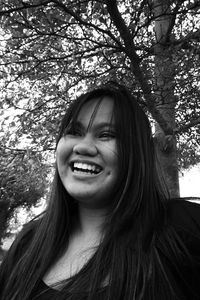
[0,82,200,299]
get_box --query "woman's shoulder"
[156,199,200,299]
[166,198,200,229]
[165,198,200,251]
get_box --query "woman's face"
[56,96,118,209]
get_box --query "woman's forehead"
[75,96,115,127]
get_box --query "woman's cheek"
[56,138,73,164]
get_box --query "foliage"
[0,0,199,201]
[0,133,50,240]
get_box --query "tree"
[0,0,200,200]
[0,133,49,242]
[153,0,180,196]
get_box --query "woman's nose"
[73,136,98,156]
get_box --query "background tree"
[0,0,200,235]
[0,132,49,244]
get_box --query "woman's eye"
[63,127,82,136]
[99,131,116,139]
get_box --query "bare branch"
[106,0,174,135]
[165,1,184,42]
[0,0,52,15]
[173,29,200,48]
[175,117,200,134]
[50,0,123,48]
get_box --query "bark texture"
[107,0,180,197]
[153,0,180,197]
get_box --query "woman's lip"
[71,169,103,178]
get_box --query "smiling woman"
[56,96,118,207]
[1,82,200,300]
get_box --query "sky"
[179,164,200,199]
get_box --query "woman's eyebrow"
[92,122,115,130]
[74,121,115,131]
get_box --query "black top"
[30,280,58,299]
[29,279,107,300]
[160,199,200,299]
[2,199,200,299]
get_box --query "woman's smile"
[70,161,103,176]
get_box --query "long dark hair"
[0,83,185,299]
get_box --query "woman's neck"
[77,204,107,239]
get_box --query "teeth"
[72,162,101,174]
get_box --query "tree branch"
[0,0,52,15]
[106,0,174,135]
[165,0,184,42]
[172,29,200,48]
[175,117,200,134]
[50,0,123,48]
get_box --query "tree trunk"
[153,0,180,197]
[0,200,10,245]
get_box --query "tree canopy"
[0,0,200,227]
[0,137,49,241]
